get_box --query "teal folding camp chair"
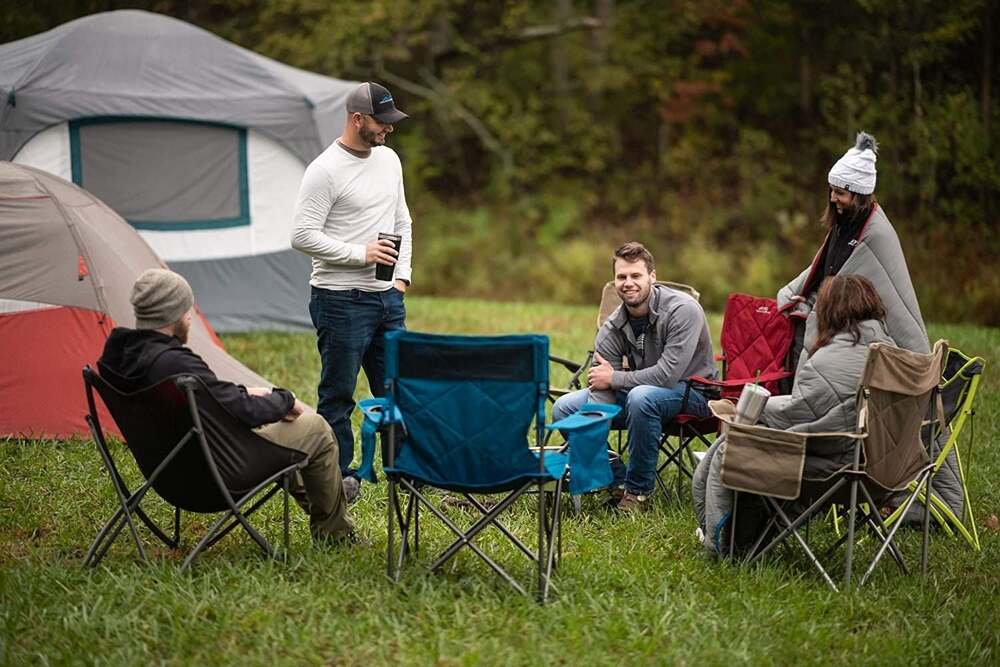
[357,331,619,603]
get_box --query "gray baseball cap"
[345,82,409,124]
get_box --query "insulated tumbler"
[375,232,402,281]
[734,383,771,425]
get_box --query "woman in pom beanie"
[777,131,929,371]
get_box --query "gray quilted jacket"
[777,206,929,370]
[763,319,892,432]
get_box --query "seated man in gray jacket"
[552,242,716,511]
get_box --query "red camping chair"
[659,294,795,493]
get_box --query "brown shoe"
[605,485,626,507]
[616,491,650,513]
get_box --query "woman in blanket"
[693,275,893,556]
[778,132,928,370]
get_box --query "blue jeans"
[309,286,406,476]
[552,382,710,495]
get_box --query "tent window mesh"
[71,119,248,230]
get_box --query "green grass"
[2,297,998,666]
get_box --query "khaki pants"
[256,414,354,540]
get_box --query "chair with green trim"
[883,347,986,550]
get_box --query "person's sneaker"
[616,491,649,513]
[315,530,371,548]
[342,476,361,505]
[604,484,626,508]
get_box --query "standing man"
[552,242,716,511]
[291,82,413,503]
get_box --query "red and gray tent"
[0,10,358,332]
[0,162,275,439]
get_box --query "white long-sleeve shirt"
[291,142,413,291]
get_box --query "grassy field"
[2,296,998,666]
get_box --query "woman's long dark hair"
[820,189,876,228]
[812,275,887,352]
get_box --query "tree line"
[4,0,997,324]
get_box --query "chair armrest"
[546,402,620,432]
[546,404,621,496]
[359,398,403,426]
[690,370,792,389]
[549,354,583,374]
[358,398,405,484]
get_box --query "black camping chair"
[83,365,308,568]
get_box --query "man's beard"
[835,201,866,225]
[359,126,382,148]
[174,318,191,345]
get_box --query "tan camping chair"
[714,340,948,591]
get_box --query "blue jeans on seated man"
[551,382,710,496]
[309,286,406,478]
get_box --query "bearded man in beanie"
[98,268,357,544]
[778,131,929,368]
[291,82,413,503]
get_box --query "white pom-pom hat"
[828,132,878,195]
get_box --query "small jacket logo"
[756,306,771,314]
[848,239,859,246]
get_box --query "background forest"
[4,0,998,324]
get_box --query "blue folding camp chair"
[357,331,619,603]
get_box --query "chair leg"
[414,490,420,555]
[537,482,547,602]
[767,498,839,592]
[859,470,932,587]
[922,470,933,575]
[419,485,532,596]
[752,479,845,562]
[463,495,535,560]
[857,484,908,574]
[729,492,739,559]
[542,479,564,604]
[387,477,398,582]
[844,477,859,590]
[394,491,417,576]
[173,506,181,546]
[204,485,282,551]
[283,473,290,557]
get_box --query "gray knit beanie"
[131,269,194,330]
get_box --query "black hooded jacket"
[98,328,294,428]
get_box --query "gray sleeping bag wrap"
[693,320,892,554]
[777,205,929,369]
[763,320,893,479]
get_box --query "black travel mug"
[375,232,401,281]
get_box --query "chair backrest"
[86,366,304,512]
[939,348,985,429]
[596,280,700,328]
[384,331,549,490]
[719,293,794,398]
[859,340,948,490]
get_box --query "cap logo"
[379,94,393,104]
